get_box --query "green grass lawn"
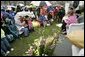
[8,22,61,56]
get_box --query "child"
[61,7,78,35]
[28,17,34,32]
[39,6,47,27]
[25,15,34,32]
[17,16,29,37]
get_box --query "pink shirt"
[65,15,78,25]
[28,20,32,25]
[28,20,33,29]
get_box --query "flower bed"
[24,32,59,56]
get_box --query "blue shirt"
[1,11,14,20]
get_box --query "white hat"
[7,7,12,10]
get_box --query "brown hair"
[68,7,75,16]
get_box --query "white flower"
[25,51,29,54]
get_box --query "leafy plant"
[24,32,59,56]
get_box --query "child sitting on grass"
[24,15,34,33]
[17,16,29,37]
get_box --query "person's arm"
[6,12,14,19]
[20,21,26,26]
[16,20,25,26]
[7,25,18,37]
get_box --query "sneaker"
[64,33,67,35]
[6,51,10,54]
[62,31,65,33]
[62,31,67,35]
[5,53,8,56]
[5,51,10,56]
[11,48,14,51]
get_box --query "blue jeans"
[16,24,29,36]
[21,28,29,36]
[1,49,6,56]
[6,34,14,42]
[8,25,19,39]
[1,37,11,52]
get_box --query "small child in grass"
[25,15,34,32]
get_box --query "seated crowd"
[1,4,84,56]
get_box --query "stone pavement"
[53,34,72,56]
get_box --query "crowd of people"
[1,3,84,56]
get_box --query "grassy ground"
[8,22,61,56]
